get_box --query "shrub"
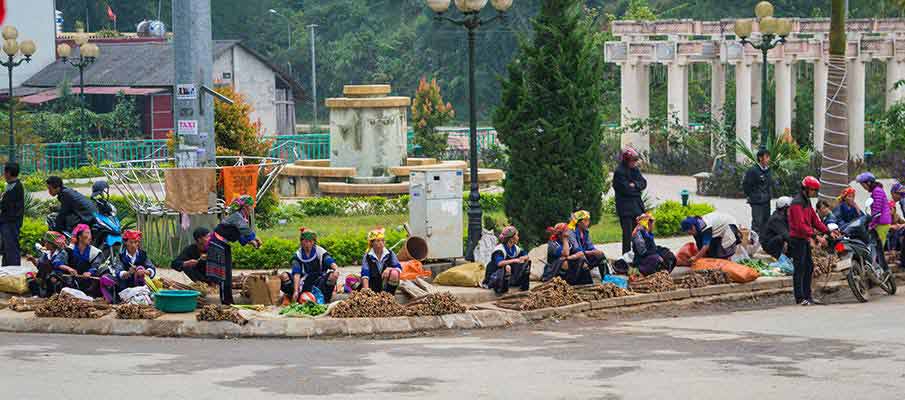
[19,217,46,255]
[214,86,273,157]
[651,200,716,236]
[412,77,455,159]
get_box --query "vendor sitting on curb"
[543,222,570,282]
[109,229,156,296]
[832,187,863,231]
[761,196,793,260]
[67,224,107,300]
[567,210,608,282]
[631,213,666,276]
[361,228,402,295]
[484,226,531,294]
[680,212,742,262]
[171,227,212,284]
[816,199,838,228]
[288,227,338,303]
[25,231,71,297]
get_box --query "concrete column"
[849,58,866,160]
[711,62,726,155]
[774,60,793,138]
[667,62,689,127]
[621,62,650,153]
[750,63,762,128]
[736,61,753,163]
[790,62,798,115]
[813,57,829,153]
[887,58,905,109]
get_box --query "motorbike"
[831,214,897,302]
[44,181,123,261]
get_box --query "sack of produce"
[0,274,28,295]
[433,263,485,287]
[691,258,759,283]
[675,243,698,267]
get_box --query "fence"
[11,128,501,173]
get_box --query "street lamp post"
[57,34,99,166]
[0,26,37,163]
[425,0,513,261]
[734,1,791,151]
[268,9,293,77]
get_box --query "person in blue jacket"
[568,210,608,283]
[290,227,338,303]
[361,228,402,295]
[484,226,531,294]
[112,229,156,291]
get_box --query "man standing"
[0,162,24,266]
[743,149,773,235]
[613,148,647,255]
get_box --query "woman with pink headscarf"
[65,223,105,298]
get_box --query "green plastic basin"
[154,290,200,313]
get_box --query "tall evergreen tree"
[493,0,607,245]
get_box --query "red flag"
[106,4,116,22]
[0,0,6,25]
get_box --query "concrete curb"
[0,274,888,339]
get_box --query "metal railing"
[10,128,502,173]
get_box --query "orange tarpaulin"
[222,165,259,205]
[400,260,432,281]
[691,258,760,283]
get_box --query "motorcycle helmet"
[91,180,109,198]
[621,147,640,163]
[892,182,905,195]
[801,176,821,190]
[855,172,876,184]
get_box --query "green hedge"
[20,217,46,256]
[232,229,409,269]
[651,200,716,236]
[287,192,503,218]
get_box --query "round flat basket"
[154,290,201,313]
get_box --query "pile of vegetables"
[280,302,327,317]
[738,258,785,277]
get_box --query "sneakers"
[799,299,813,306]
[809,298,826,305]
[799,298,826,306]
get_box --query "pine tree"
[493,0,607,245]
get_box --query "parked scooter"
[44,181,123,261]
[832,213,897,302]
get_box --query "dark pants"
[750,203,770,235]
[789,238,813,303]
[182,263,209,283]
[763,236,787,260]
[489,262,531,294]
[0,221,21,266]
[619,215,639,255]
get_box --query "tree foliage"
[494,0,607,245]
[412,77,455,158]
[214,86,273,157]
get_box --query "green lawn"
[259,212,623,244]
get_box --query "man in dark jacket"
[743,149,774,236]
[0,163,24,266]
[761,196,792,259]
[171,227,211,283]
[613,148,647,255]
[46,176,97,233]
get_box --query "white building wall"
[0,0,57,88]
[219,46,277,136]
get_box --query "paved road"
[2,291,904,399]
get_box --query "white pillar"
[621,62,650,153]
[849,58,866,160]
[668,62,689,127]
[751,63,762,128]
[774,60,793,139]
[887,58,905,109]
[813,57,829,153]
[711,62,726,155]
[736,61,752,163]
[790,62,798,115]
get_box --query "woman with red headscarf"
[543,223,570,282]
[831,187,863,231]
[111,229,156,299]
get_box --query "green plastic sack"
[0,275,29,295]
[433,263,485,287]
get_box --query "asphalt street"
[2,289,904,400]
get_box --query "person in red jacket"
[787,176,832,306]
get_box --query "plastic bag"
[62,287,94,301]
[770,254,794,275]
[603,275,628,289]
[433,263,485,287]
[691,258,760,283]
[119,286,152,305]
[0,265,36,277]
[400,260,432,281]
[675,243,698,267]
[0,275,29,294]
[473,229,498,267]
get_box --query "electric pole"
[307,24,318,132]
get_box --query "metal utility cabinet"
[409,169,464,259]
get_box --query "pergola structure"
[605,18,905,161]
